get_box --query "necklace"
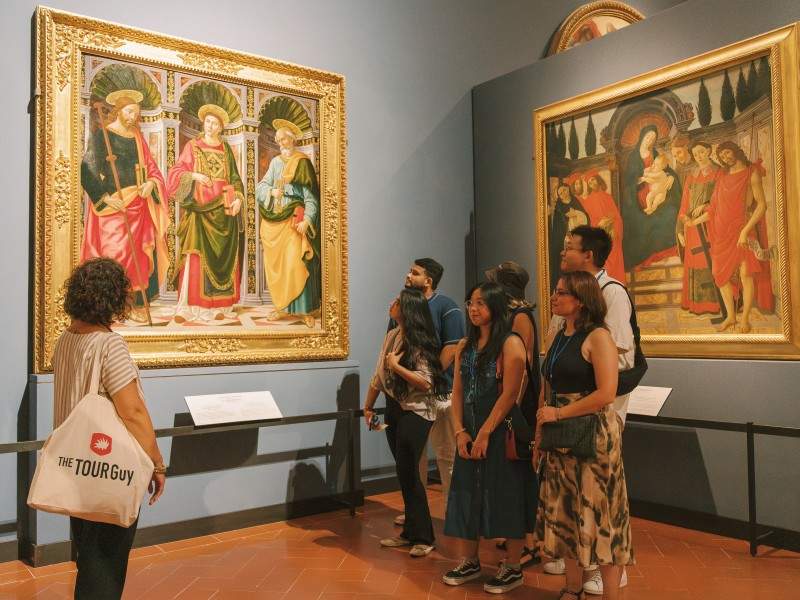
[546,330,573,381]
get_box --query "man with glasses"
[544,225,633,595]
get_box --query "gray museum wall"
[473,0,800,530]
[0,0,685,553]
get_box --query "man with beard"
[80,89,169,319]
[389,258,464,527]
[707,141,774,332]
[256,119,320,328]
[675,141,720,316]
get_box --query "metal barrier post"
[746,421,757,556]
[346,409,356,517]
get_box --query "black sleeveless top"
[542,328,597,394]
[511,306,541,426]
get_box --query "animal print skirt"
[534,396,634,567]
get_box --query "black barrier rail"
[3,408,364,517]
[5,409,797,555]
[626,413,800,556]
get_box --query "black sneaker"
[442,559,482,586]
[483,564,523,594]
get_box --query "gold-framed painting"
[534,23,800,359]
[546,1,644,56]
[33,7,348,372]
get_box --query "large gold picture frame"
[534,23,800,359]
[33,7,348,372]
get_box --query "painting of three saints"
[79,57,322,331]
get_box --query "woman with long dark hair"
[534,271,632,600]
[441,282,535,594]
[485,261,541,562]
[363,288,445,557]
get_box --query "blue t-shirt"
[388,291,465,392]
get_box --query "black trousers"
[384,398,435,545]
[70,517,138,600]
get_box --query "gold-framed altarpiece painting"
[33,7,348,372]
[535,23,800,359]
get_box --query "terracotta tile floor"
[0,486,798,599]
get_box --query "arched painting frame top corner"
[547,1,645,57]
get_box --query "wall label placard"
[185,391,282,426]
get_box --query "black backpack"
[601,281,648,395]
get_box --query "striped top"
[52,330,141,428]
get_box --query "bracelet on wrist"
[454,428,467,436]
[153,463,167,474]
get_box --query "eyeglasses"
[465,299,488,308]
[551,288,575,298]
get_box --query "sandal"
[558,589,584,600]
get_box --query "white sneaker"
[582,567,627,595]
[409,544,434,557]
[393,513,406,526]
[380,535,411,547]
[543,558,565,575]
[583,568,603,595]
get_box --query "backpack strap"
[600,280,641,342]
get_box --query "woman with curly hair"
[52,257,166,599]
[363,288,446,557]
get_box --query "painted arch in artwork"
[258,95,312,133]
[90,62,162,109]
[179,81,243,126]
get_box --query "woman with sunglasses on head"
[534,271,633,600]
[364,288,446,557]
[441,281,536,594]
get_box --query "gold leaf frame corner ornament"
[547,1,644,56]
[533,23,800,359]
[33,6,349,372]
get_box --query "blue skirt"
[444,401,538,541]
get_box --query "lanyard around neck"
[546,330,573,381]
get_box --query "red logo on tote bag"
[90,433,112,456]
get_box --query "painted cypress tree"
[757,55,771,98]
[697,77,712,127]
[556,122,566,158]
[720,69,736,121]
[585,113,597,156]
[568,117,579,160]
[735,66,749,112]
[545,123,555,153]
[746,61,758,104]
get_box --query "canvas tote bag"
[28,334,154,527]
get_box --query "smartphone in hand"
[369,414,387,431]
